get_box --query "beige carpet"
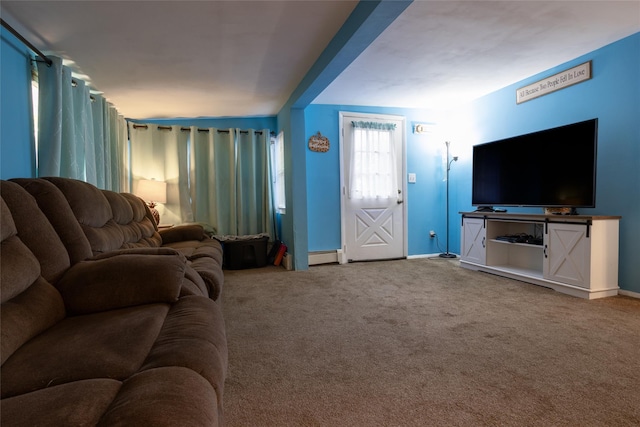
[221,258,640,426]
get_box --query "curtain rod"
[1,18,52,67]
[131,124,271,135]
[1,20,97,100]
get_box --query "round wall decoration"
[308,131,329,152]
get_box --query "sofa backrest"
[102,190,162,249]
[0,196,66,366]
[11,177,163,257]
[0,181,72,283]
[10,178,93,264]
[43,177,126,255]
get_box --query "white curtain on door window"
[128,124,193,225]
[37,56,126,190]
[189,127,274,237]
[348,121,398,199]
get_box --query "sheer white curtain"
[189,127,274,237]
[128,124,193,225]
[36,56,126,190]
[348,121,398,199]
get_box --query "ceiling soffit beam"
[290,0,413,110]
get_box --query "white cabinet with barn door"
[543,220,620,294]
[460,212,621,299]
[460,216,486,265]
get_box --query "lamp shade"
[136,179,167,204]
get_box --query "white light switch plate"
[408,173,416,183]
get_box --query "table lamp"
[136,179,167,225]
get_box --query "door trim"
[338,111,407,263]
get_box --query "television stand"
[459,212,621,299]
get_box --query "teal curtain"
[190,127,274,237]
[91,96,128,191]
[128,124,193,225]
[190,128,236,234]
[236,129,273,236]
[36,56,126,190]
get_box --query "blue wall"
[304,104,449,256]
[455,33,640,294]
[0,27,35,179]
[305,33,640,293]
[277,1,411,270]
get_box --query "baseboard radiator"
[282,252,293,271]
[308,250,340,266]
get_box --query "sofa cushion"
[10,178,93,263]
[97,367,219,426]
[104,190,164,248]
[1,304,169,398]
[0,197,66,365]
[166,238,224,265]
[43,177,127,255]
[44,177,113,228]
[56,252,186,314]
[163,238,224,299]
[120,192,162,245]
[0,224,41,303]
[1,278,65,366]
[1,181,71,282]
[188,256,225,300]
[0,379,122,426]
[140,295,228,410]
[87,247,211,298]
[159,224,205,244]
[102,189,139,238]
[182,264,211,297]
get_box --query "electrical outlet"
[429,230,436,238]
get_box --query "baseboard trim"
[407,253,458,259]
[618,289,640,299]
[310,252,452,264]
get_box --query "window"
[31,66,39,171]
[349,121,397,199]
[271,131,286,213]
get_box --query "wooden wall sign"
[516,61,592,104]
[308,131,329,152]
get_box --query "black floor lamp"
[440,141,458,258]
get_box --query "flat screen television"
[472,118,597,211]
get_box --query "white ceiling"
[317,1,640,110]
[2,1,639,119]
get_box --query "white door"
[340,112,406,262]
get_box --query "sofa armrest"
[159,224,206,244]
[56,253,186,314]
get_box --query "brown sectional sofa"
[0,178,228,426]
